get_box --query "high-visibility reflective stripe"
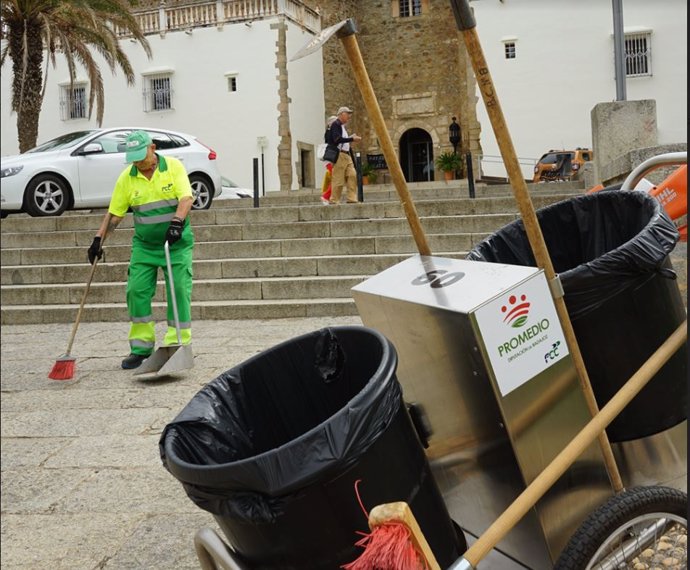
[133,213,175,225]
[167,320,192,329]
[130,339,155,349]
[133,199,179,213]
[131,315,154,323]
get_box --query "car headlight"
[1,165,24,178]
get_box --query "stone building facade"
[314,0,481,182]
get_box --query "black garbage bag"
[160,327,401,519]
[159,326,465,569]
[467,190,679,319]
[467,190,686,441]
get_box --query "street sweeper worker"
[87,130,195,370]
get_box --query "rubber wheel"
[190,174,213,210]
[25,173,70,216]
[554,486,687,570]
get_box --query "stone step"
[0,233,485,266]
[0,298,359,325]
[2,252,466,285]
[0,193,578,236]
[0,213,518,250]
[1,275,374,306]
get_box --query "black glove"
[87,236,103,265]
[165,218,184,245]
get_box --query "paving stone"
[1,513,143,569]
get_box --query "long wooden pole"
[338,26,432,256]
[451,320,687,569]
[450,0,623,491]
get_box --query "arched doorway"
[400,128,434,182]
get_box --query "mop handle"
[164,241,182,345]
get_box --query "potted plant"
[360,162,378,185]
[435,151,462,181]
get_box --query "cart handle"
[620,151,687,191]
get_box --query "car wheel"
[1,211,8,219]
[24,174,70,217]
[190,174,213,210]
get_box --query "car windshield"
[27,131,97,153]
[540,152,574,165]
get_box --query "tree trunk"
[9,20,45,152]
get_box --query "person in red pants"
[321,161,333,205]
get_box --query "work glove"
[87,236,103,265]
[165,217,184,245]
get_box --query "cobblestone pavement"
[1,317,365,569]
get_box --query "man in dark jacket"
[328,106,361,204]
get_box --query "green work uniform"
[108,154,194,356]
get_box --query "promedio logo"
[501,294,530,328]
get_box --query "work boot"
[121,353,148,370]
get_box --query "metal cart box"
[352,255,613,568]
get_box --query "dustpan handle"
[164,241,182,345]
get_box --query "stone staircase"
[0,180,606,325]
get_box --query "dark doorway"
[400,128,434,182]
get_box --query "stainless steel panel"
[613,420,687,491]
[352,295,505,455]
[472,348,613,561]
[432,440,554,569]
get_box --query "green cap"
[125,130,152,163]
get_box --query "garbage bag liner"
[467,190,679,319]
[160,326,402,520]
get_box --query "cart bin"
[467,190,686,442]
[160,326,465,569]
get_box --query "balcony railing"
[115,0,320,37]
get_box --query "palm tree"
[0,0,152,152]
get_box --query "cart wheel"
[554,486,687,570]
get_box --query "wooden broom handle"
[65,230,108,355]
[451,1,623,491]
[339,32,432,257]
[455,320,687,568]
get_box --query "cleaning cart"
[158,1,687,567]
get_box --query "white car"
[216,176,254,200]
[0,127,222,217]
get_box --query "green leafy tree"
[0,0,152,152]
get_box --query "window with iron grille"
[504,42,516,59]
[625,32,652,77]
[59,85,87,120]
[399,0,422,17]
[227,76,237,92]
[143,73,173,112]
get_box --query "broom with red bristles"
[48,247,103,380]
[341,481,441,570]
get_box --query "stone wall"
[315,0,482,175]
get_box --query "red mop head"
[341,480,435,570]
[342,521,428,570]
[48,356,76,380]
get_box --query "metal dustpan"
[134,241,194,377]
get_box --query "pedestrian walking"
[329,106,362,204]
[87,130,195,369]
[320,115,338,205]
[321,162,334,205]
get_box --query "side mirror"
[80,143,103,155]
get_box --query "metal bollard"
[355,152,364,202]
[253,157,259,208]
[465,152,475,199]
